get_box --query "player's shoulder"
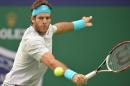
[24,26,42,39]
[49,24,57,33]
[24,35,43,44]
[22,36,43,48]
[22,26,43,43]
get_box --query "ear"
[31,16,36,23]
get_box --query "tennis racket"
[85,41,130,80]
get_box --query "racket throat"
[85,70,97,80]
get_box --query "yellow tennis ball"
[54,67,64,77]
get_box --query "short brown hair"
[31,0,52,11]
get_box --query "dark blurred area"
[0,0,130,6]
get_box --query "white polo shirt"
[3,25,57,86]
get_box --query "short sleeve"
[51,25,57,33]
[25,38,49,62]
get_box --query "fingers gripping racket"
[85,41,130,80]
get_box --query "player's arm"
[54,16,93,34]
[40,51,67,70]
[26,38,86,85]
[40,51,86,86]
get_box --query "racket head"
[106,41,130,72]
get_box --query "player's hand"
[82,16,93,27]
[72,74,86,86]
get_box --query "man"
[2,0,93,86]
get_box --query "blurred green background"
[0,6,130,86]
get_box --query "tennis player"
[2,0,93,86]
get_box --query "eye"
[37,16,51,20]
[39,17,44,20]
[46,17,50,20]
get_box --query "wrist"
[64,69,77,80]
[72,19,86,31]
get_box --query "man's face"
[32,13,51,34]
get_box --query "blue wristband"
[64,69,77,80]
[72,19,86,31]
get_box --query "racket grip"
[85,70,97,80]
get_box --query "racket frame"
[85,41,130,80]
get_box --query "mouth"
[41,26,48,32]
[42,24,48,28]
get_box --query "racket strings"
[108,43,130,72]
[117,45,130,71]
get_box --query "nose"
[42,18,47,24]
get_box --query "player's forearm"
[54,16,93,34]
[54,22,73,34]
[41,52,86,84]
[41,51,68,70]
[48,58,68,70]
